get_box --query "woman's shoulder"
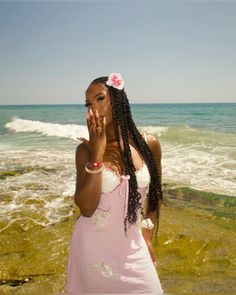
[75,142,89,166]
[142,132,161,147]
[143,132,162,161]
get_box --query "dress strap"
[144,132,147,143]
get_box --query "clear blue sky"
[0,0,236,105]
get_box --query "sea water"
[0,103,236,294]
[0,103,235,229]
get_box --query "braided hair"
[91,76,163,236]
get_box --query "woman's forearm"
[74,171,102,217]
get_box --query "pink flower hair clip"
[106,73,124,90]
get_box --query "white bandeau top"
[101,163,150,193]
[101,133,150,193]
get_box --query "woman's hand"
[79,109,107,161]
[146,239,157,267]
[142,227,157,267]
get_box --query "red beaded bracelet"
[87,161,103,169]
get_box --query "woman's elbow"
[73,195,95,217]
[79,208,95,218]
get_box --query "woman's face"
[85,83,113,126]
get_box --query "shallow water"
[0,185,235,295]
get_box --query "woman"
[65,73,164,293]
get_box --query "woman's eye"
[84,103,90,107]
[97,96,105,102]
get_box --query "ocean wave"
[159,124,236,147]
[5,118,236,146]
[2,118,236,199]
[5,118,169,140]
[5,118,89,140]
[138,126,169,137]
[162,142,236,196]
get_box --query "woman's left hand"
[142,228,157,267]
[146,239,157,266]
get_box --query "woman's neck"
[106,124,122,144]
[105,122,139,150]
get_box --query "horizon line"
[0,102,236,107]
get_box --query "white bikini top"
[101,163,150,193]
[101,133,150,193]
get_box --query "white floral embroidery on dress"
[86,262,120,280]
[91,208,110,231]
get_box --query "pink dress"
[65,163,164,294]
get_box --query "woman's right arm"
[74,108,106,217]
[74,142,103,217]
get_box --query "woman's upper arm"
[146,134,162,179]
[143,134,162,236]
[74,143,89,191]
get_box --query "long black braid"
[91,76,163,236]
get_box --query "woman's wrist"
[85,162,104,174]
[87,161,103,169]
[89,153,103,163]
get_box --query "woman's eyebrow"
[85,92,104,103]
[94,92,104,98]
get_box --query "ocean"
[0,103,235,228]
[0,103,236,294]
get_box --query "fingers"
[94,110,103,134]
[94,110,101,128]
[101,116,106,135]
[89,109,96,132]
[86,112,91,133]
[86,109,94,134]
[87,109,105,134]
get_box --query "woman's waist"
[77,212,143,238]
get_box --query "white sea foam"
[5,118,89,140]
[139,126,169,137]
[3,119,236,197]
[5,118,170,141]
[162,142,236,196]
[0,149,76,230]
[1,118,236,230]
